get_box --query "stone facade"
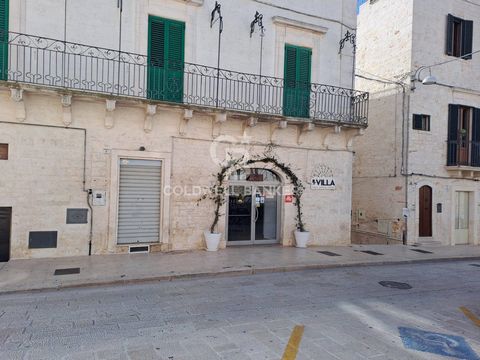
[0,0,366,259]
[353,0,480,246]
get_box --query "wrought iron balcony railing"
[0,32,368,125]
[447,140,480,167]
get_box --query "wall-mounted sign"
[285,195,293,203]
[310,165,336,190]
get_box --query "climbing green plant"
[198,147,306,233]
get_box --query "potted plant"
[199,147,308,250]
[293,184,309,248]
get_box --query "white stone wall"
[354,0,480,245]
[0,0,362,259]
[0,87,360,259]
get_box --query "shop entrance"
[227,169,281,245]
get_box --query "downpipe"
[86,189,93,256]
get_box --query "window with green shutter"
[148,16,185,102]
[283,44,311,118]
[0,0,8,81]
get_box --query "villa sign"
[310,165,336,190]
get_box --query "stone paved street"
[1,260,480,359]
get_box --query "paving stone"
[1,261,480,359]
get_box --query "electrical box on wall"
[92,190,106,206]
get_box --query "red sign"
[284,195,293,203]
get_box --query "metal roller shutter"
[117,159,162,244]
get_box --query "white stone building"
[0,0,367,260]
[353,0,479,246]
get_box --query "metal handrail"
[1,31,369,125]
[447,139,480,167]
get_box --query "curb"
[1,255,480,295]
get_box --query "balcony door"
[448,105,480,166]
[419,185,432,237]
[283,44,311,118]
[148,16,184,103]
[0,0,8,81]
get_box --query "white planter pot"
[294,231,310,248]
[204,231,221,252]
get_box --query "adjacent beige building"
[0,0,367,260]
[353,0,479,246]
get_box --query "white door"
[454,191,469,245]
[117,159,162,244]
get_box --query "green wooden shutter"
[296,47,311,118]
[147,16,184,102]
[446,14,454,56]
[283,45,297,117]
[0,0,8,81]
[472,108,480,166]
[283,44,311,118]
[461,20,473,60]
[447,104,460,165]
[165,20,184,103]
[148,16,165,100]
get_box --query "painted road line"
[282,325,305,360]
[460,306,480,327]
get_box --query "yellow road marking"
[460,306,480,327]
[281,325,305,360]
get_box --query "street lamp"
[411,66,437,90]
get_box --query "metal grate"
[129,246,150,253]
[379,281,412,290]
[359,250,383,255]
[317,251,341,257]
[410,249,433,254]
[54,268,80,275]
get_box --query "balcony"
[446,140,480,178]
[1,32,368,126]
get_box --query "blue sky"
[357,0,368,13]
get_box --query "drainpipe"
[87,189,93,256]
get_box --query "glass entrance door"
[254,186,278,242]
[227,184,280,245]
[227,185,252,243]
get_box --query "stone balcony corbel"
[144,104,157,133]
[212,112,227,138]
[346,128,365,151]
[242,116,258,138]
[296,122,315,145]
[10,88,26,122]
[61,94,72,126]
[322,125,342,149]
[179,109,193,136]
[104,99,116,129]
[270,120,288,142]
